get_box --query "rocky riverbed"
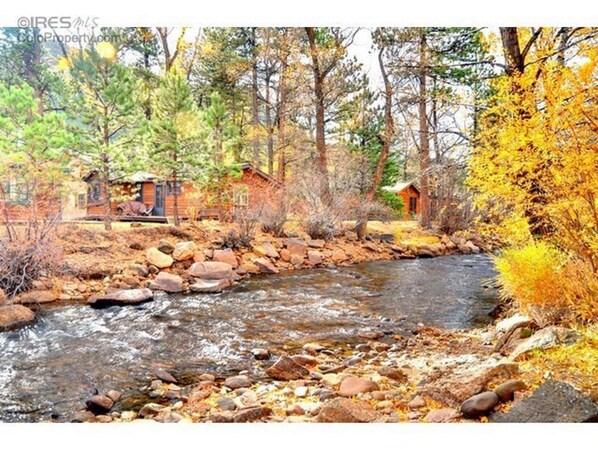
[71,317,598,424]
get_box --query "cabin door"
[154,184,166,216]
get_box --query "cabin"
[382,181,420,218]
[83,163,280,222]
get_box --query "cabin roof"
[382,181,420,194]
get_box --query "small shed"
[382,181,420,218]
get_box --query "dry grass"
[519,325,598,393]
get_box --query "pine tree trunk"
[265,74,274,176]
[418,29,431,228]
[305,27,332,205]
[251,28,260,167]
[355,47,394,240]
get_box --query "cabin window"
[88,179,101,204]
[77,193,87,209]
[4,179,30,205]
[166,181,182,196]
[134,182,143,202]
[233,185,249,207]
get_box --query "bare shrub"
[260,192,290,237]
[224,205,263,248]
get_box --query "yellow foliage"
[496,242,598,323]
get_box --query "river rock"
[290,254,304,267]
[510,326,580,359]
[106,390,122,402]
[285,239,308,257]
[377,366,407,382]
[308,239,325,248]
[139,403,165,418]
[146,248,174,268]
[253,242,279,258]
[494,379,527,402]
[172,241,197,261]
[233,406,271,423]
[16,290,57,304]
[88,288,153,308]
[0,305,35,331]
[217,397,236,411]
[460,391,500,418]
[425,408,460,423]
[86,395,114,415]
[149,272,183,293]
[422,361,520,407]
[339,377,380,397]
[407,397,426,409]
[491,380,598,423]
[307,250,323,265]
[188,261,233,280]
[357,330,384,340]
[224,375,253,389]
[157,239,174,254]
[189,279,231,293]
[252,348,270,360]
[303,342,326,355]
[213,248,239,268]
[254,257,279,274]
[317,398,381,423]
[154,368,177,383]
[266,355,310,380]
[291,354,318,368]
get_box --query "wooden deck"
[84,215,169,223]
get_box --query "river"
[0,254,497,422]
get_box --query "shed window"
[233,185,249,207]
[4,179,30,205]
[166,181,182,196]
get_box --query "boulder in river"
[146,247,174,268]
[154,368,177,383]
[86,395,114,415]
[317,397,381,423]
[87,288,153,308]
[149,272,184,293]
[491,380,598,423]
[189,279,231,293]
[0,304,35,332]
[188,261,233,280]
[266,355,310,381]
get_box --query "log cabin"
[83,163,280,222]
[382,181,420,218]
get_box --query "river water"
[0,254,497,422]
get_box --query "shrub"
[378,190,404,217]
[495,241,598,324]
[260,194,289,237]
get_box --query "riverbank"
[3,220,490,311]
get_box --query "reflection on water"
[0,254,497,422]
